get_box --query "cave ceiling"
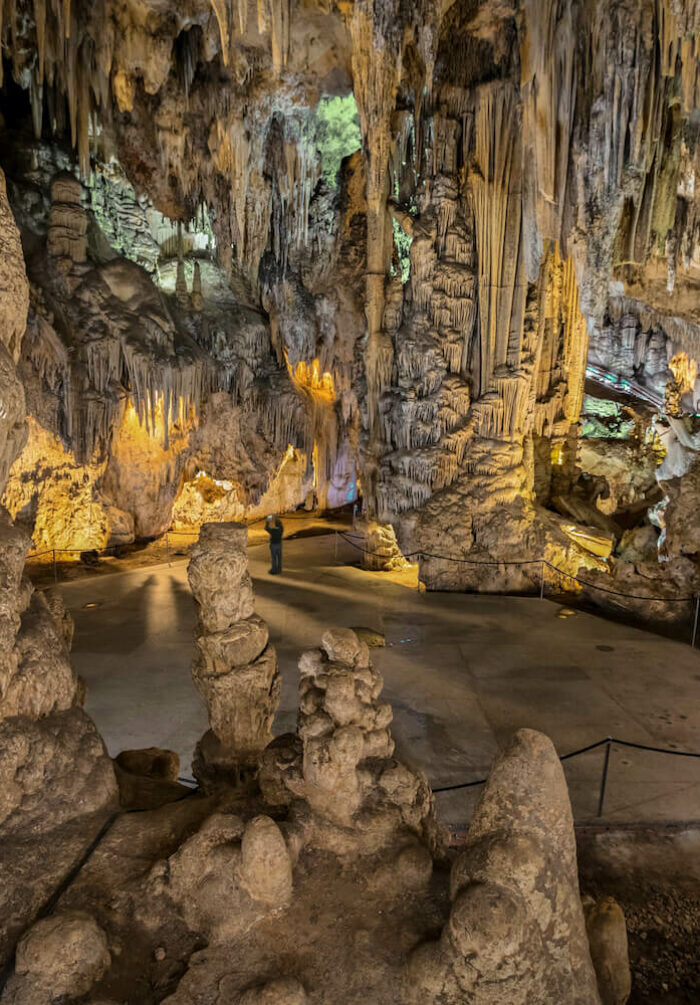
[0,0,697,597]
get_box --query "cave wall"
[0,0,697,595]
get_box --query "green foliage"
[391,216,412,284]
[580,395,635,438]
[314,94,362,188]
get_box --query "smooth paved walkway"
[59,534,700,825]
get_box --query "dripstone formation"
[188,521,280,782]
[0,170,118,972]
[262,627,437,862]
[0,0,694,999]
[0,0,696,627]
[408,729,601,1003]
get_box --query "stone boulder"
[115,746,180,781]
[0,708,119,965]
[2,911,110,1003]
[407,729,600,1003]
[584,896,631,1005]
[158,812,292,943]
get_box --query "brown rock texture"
[2,911,111,1004]
[188,522,280,778]
[585,896,632,1005]
[272,627,437,858]
[408,728,600,1004]
[157,811,293,943]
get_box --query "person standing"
[265,515,284,574]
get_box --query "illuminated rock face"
[0,2,699,592]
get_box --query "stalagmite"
[261,627,437,859]
[175,259,189,307]
[188,522,280,782]
[407,729,600,1003]
[191,260,204,310]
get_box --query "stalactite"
[209,0,230,65]
[472,83,524,398]
[520,0,576,248]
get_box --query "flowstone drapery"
[188,521,280,782]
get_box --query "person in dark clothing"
[265,515,284,574]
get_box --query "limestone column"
[47,173,87,270]
[188,522,280,782]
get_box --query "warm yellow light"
[123,395,196,442]
[286,353,336,401]
[669,352,697,393]
[312,441,319,489]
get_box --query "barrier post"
[166,532,171,568]
[52,549,57,584]
[540,560,545,600]
[596,738,612,818]
[692,596,699,648]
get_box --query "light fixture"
[83,601,102,609]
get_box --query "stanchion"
[596,738,612,818]
[52,549,57,584]
[166,532,171,568]
[539,559,545,600]
[692,596,699,648]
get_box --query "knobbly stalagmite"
[188,521,280,783]
[261,627,438,863]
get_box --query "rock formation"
[0,162,119,971]
[154,811,293,944]
[358,520,410,572]
[0,1,694,995]
[2,911,111,1004]
[188,521,280,781]
[261,627,437,862]
[0,0,695,618]
[584,896,632,1005]
[47,173,88,268]
[408,728,600,1004]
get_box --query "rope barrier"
[432,735,700,794]
[24,527,699,632]
[336,532,695,604]
[25,512,341,559]
[541,559,693,603]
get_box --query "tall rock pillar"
[188,522,280,783]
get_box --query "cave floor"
[57,533,700,828]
